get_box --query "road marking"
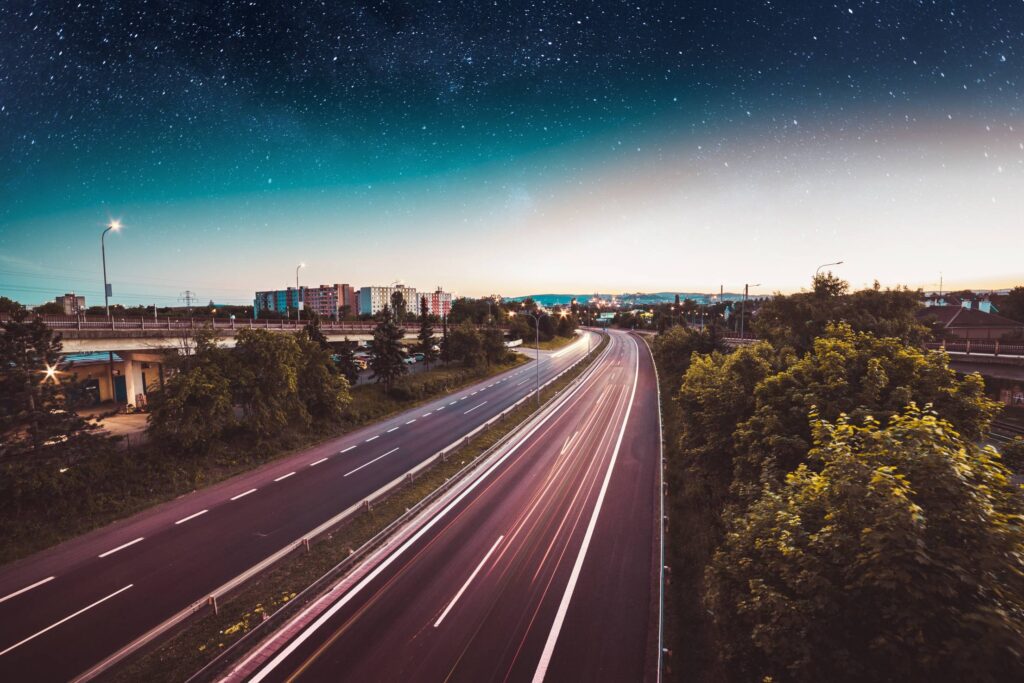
[0,584,134,657]
[98,537,144,558]
[343,448,399,478]
[274,472,296,482]
[422,412,432,417]
[339,445,356,454]
[460,396,468,401]
[470,391,478,396]
[561,431,580,455]
[231,488,258,501]
[517,379,529,386]
[0,576,55,605]
[436,406,445,411]
[387,427,399,433]
[310,457,328,467]
[247,348,605,683]
[487,383,494,388]
[464,401,488,415]
[449,400,458,405]
[406,419,417,425]
[365,435,379,442]
[532,337,640,683]
[434,535,504,628]
[175,509,208,525]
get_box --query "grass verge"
[111,334,609,682]
[518,334,578,351]
[0,357,527,566]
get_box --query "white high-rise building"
[358,285,418,316]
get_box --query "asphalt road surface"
[0,333,599,682]
[235,329,661,683]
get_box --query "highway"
[230,329,661,683]
[0,333,599,682]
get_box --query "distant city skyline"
[2,3,1022,303]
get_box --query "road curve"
[0,333,598,682]
[238,330,661,683]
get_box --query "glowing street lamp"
[101,219,122,319]
[815,260,844,278]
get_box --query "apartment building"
[425,287,453,318]
[358,285,418,317]
[55,292,86,315]
[255,284,359,319]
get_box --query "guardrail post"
[190,317,195,329]
[208,595,219,615]
[363,499,372,511]
[303,538,310,552]
[966,339,971,355]
[995,340,1000,356]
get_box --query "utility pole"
[179,290,197,316]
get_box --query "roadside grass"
[111,334,609,682]
[0,357,527,566]
[642,337,728,683]
[518,334,577,351]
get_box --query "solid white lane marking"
[310,457,329,467]
[532,338,640,683]
[406,419,417,425]
[247,340,609,683]
[0,576,55,605]
[387,427,399,433]
[343,448,400,477]
[561,431,581,455]
[175,509,208,525]
[0,584,134,657]
[274,472,296,482]
[339,445,356,454]
[365,435,379,442]
[231,488,258,501]
[463,401,488,415]
[434,535,504,628]
[98,537,144,558]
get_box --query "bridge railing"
[925,340,1024,358]
[1,314,509,333]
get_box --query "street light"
[101,219,122,318]
[517,309,567,410]
[296,262,306,321]
[815,260,844,278]
[739,283,760,339]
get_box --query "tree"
[706,406,1024,682]
[33,301,65,315]
[0,296,24,316]
[232,328,307,439]
[651,326,726,393]
[390,290,407,322]
[0,310,93,455]
[755,276,926,354]
[447,321,484,367]
[733,324,1000,499]
[147,363,234,454]
[302,313,330,349]
[296,332,350,424]
[1000,436,1024,472]
[997,286,1024,324]
[556,313,576,338]
[538,313,556,341]
[440,314,450,365]
[370,304,406,392]
[334,338,361,385]
[481,324,507,365]
[417,295,438,368]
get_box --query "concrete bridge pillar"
[122,355,139,407]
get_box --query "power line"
[179,290,197,315]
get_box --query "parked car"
[413,353,425,362]
[403,356,417,365]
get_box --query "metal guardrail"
[925,340,1024,358]
[73,334,608,682]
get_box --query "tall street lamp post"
[101,219,121,318]
[101,220,121,404]
[517,309,567,410]
[296,262,305,322]
[740,283,760,339]
[815,260,844,278]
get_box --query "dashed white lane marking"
[274,472,296,482]
[517,379,529,386]
[422,412,432,417]
[464,401,488,415]
[0,576,55,605]
[310,457,328,467]
[343,448,400,478]
[340,445,356,453]
[98,537,144,558]
[387,427,399,433]
[436,406,445,411]
[231,488,258,501]
[365,435,380,442]
[460,396,469,401]
[433,535,504,628]
[0,584,134,657]
[449,400,458,405]
[175,509,209,525]
[406,419,417,425]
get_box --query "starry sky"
[1,1,1022,306]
